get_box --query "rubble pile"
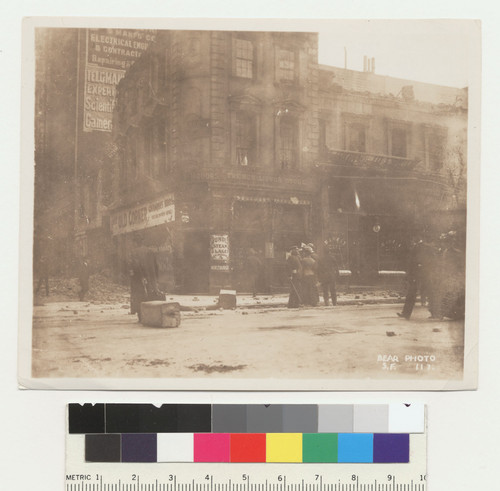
[85,273,130,303]
[37,273,129,304]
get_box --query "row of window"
[234,112,299,169]
[119,114,446,183]
[120,112,299,179]
[320,120,446,169]
[233,37,297,83]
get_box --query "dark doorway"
[182,231,210,293]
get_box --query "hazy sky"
[317,20,477,88]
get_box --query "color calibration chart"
[66,404,427,491]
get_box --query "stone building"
[316,65,467,280]
[105,30,467,293]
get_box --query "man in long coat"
[318,247,339,306]
[286,247,302,308]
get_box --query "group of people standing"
[398,232,465,321]
[286,243,339,309]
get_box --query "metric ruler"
[64,461,427,491]
[65,403,427,491]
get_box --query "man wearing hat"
[318,246,339,306]
[246,248,262,298]
[307,243,319,261]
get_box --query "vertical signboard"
[210,234,230,271]
[83,29,156,132]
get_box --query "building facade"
[34,28,155,277]
[76,30,466,293]
[316,65,467,280]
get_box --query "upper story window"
[427,130,446,171]
[235,111,256,166]
[347,123,366,153]
[234,38,254,79]
[279,116,298,169]
[391,127,407,157]
[278,48,295,82]
[388,124,409,158]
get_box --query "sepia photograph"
[18,18,480,390]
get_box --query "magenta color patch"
[194,433,231,462]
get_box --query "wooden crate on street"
[140,301,181,328]
[218,289,237,309]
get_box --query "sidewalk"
[33,274,406,309]
[163,289,405,309]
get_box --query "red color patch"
[230,433,266,462]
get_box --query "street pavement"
[31,299,464,383]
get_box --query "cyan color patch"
[337,433,373,463]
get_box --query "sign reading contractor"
[84,29,156,132]
[110,194,174,236]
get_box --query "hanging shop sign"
[110,194,174,236]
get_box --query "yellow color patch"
[266,433,303,462]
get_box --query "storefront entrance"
[181,230,210,293]
[231,200,310,293]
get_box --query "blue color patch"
[337,433,373,462]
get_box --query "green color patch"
[302,433,338,463]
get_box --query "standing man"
[318,247,339,306]
[129,247,148,322]
[397,239,424,319]
[308,243,319,262]
[286,246,302,308]
[246,248,263,297]
[78,257,90,301]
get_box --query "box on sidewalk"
[218,289,237,309]
[140,301,181,328]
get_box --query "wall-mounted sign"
[210,235,230,262]
[83,29,156,133]
[110,194,174,236]
[210,264,230,271]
